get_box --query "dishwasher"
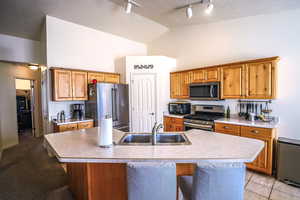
[277,137,300,187]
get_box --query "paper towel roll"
[98,117,113,147]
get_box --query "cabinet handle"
[223,126,229,129]
[251,130,259,134]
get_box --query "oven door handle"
[210,86,213,98]
[184,122,213,129]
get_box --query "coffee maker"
[72,104,84,119]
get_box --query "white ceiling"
[110,0,300,27]
[1,0,300,43]
[0,0,168,43]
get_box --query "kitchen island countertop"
[45,127,264,163]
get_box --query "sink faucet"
[152,122,163,145]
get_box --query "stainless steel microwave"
[189,82,220,100]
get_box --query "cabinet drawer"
[59,123,78,132]
[241,126,274,139]
[167,117,184,125]
[78,121,94,130]
[215,123,241,136]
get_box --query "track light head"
[205,0,214,14]
[125,2,132,14]
[186,5,193,19]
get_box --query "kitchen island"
[45,128,264,200]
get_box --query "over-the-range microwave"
[189,82,220,100]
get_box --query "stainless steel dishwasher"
[277,137,300,187]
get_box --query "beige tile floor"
[244,170,300,200]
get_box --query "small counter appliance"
[168,102,191,115]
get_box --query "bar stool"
[179,162,246,200]
[127,162,177,200]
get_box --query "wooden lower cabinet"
[54,121,94,133]
[67,162,195,200]
[164,116,184,132]
[214,122,276,175]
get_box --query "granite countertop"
[215,117,279,129]
[44,128,264,163]
[52,118,94,125]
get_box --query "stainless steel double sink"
[118,133,191,145]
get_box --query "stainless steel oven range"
[184,105,224,131]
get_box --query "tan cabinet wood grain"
[170,73,181,99]
[206,67,219,82]
[164,116,184,132]
[245,62,274,99]
[78,121,94,130]
[52,69,73,101]
[214,123,241,136]
[221,64,245,99]
[88,72,105,83]
[241,126,275,175]
[104,74,120,83]
[72,71,88,100]
[56,123,78,132]
[180,72,191,99]
[170,72,190,99]
[191,69,206,83]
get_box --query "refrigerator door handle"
[114,88,118,121]
[111,88,118,121]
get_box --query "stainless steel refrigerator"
[85,83,129,132]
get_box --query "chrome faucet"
[152,122,163,145]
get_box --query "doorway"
[15,79,35,141]
[130,73,157,132]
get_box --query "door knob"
[149,113,155,115]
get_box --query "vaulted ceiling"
[0,0,300,43]
[110,0,300,27]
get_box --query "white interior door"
[131,73,157,132]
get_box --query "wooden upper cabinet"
[206,67,219,82]
[170,72,190,99]
[52,69,73,101]
[170,73,181,99]
[245,62,274,99]
[104,74,120,83]
[88,72,104,83]
[72,71,88,100]
[221,64,245,99]
[180,72,191,98]
[191,69,206,83]
[190,67,219,83]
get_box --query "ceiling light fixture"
[125,1,132,14]
[28,65,39,70]
[186,5,193,19]
[205,0,214,14]
[124,0,141,14]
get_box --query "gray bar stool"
[127,162,177,200]
[179,162,246,200]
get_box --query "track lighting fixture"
[124,0,141,14]
[175,0,214,19]
[205,0,214,14]
[125,1,132,14]
[186,5,193,19]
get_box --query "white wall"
[149,9,300,140]
[0,33,40,64]
[117,56,176,130]
[46,16,147,72]
[45,16,148,131]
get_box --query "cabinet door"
[246,62,273,99]
[170,73,181,99]
[72,71,88,100]
[104,74,120,83]
[206,68,219,82]
[180,72,191,99]
[191,69,206,83]
[88,72,104,83]
[221,65,245,99]
[241,126,274,175]
[52,69,73,101]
